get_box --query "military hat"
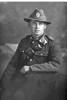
[24,8,51,24]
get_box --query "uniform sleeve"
[30,42,63,72]
[1,37,26,85]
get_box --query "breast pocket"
[35,44,49,57]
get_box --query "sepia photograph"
[0,2,66,100]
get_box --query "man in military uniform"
[1,8,64,100]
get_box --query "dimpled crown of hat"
[24,8,51,24]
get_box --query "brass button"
[21,50,24,53]
[30,59,32,62]
[32,41,34,43]
[22,50,24,52]
[40,53,43,56]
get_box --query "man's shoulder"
[25,35,32,39]
[22,35,31,40]
[18,35,31,48]
[20,35,31,43]
[46,35,61,50]
[45,35,54,46]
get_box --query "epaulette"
[48,36,54,41]
[45,35,54,41]
[20,35,31,42]
[45,35,55,47]
[18,35,31,48]
[25,35,31,39]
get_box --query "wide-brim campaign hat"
[24,8,51,25]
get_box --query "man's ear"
[44,25,47,29]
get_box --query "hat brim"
[24,18,51,25]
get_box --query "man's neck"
[31,33,45,41]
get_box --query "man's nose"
[36,22,40,28]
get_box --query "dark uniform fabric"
[0,35,65,100]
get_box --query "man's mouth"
[35,30,40,32]
[36,29,40,31]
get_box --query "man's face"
[29,21,47,39]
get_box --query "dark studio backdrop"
[0,2,67,79]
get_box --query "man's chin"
[32,35,41,40]
[32,32,43,39]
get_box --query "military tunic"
[1,35,65,100]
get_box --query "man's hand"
[20,65,30,74]
[24,65,30,72]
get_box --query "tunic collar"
[39,35,48,45]
[31,34,48,45]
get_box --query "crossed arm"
[30,43,63,72]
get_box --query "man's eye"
[31,21,35,24]
[32,22,36,25]
[39,22,43,25]
[32,23,36,27]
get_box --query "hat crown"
[24,8,51,24]
[29,8,47,21]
